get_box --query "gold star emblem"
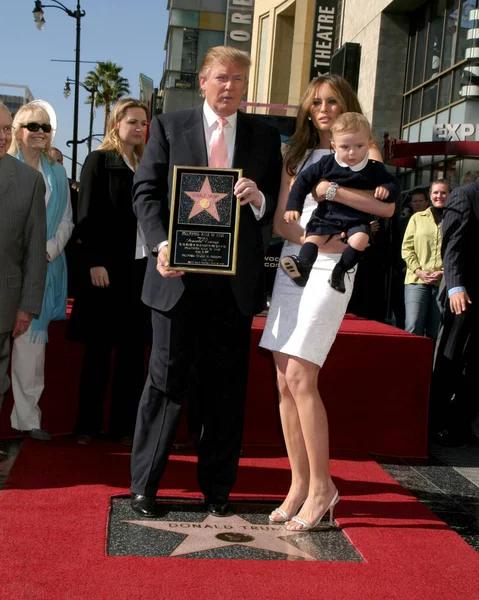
[124,513,319,560]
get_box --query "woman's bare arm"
[273,165,304,244]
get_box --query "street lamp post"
[64,78,97,153]
[33,0,85,181]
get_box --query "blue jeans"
[404,283,441,341]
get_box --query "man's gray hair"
[0,100,11,115]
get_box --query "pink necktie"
[209,118,228,168]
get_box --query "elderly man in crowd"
[0,101,47,418]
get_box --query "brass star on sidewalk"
[185,177,228,221]
[124,514,318,560]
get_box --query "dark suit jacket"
[68,150,144,344]
[133,106,282,316]
[442,179,479,300]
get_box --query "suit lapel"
[182,106,208,166]
[0,155,15,200]
[233,111,254,171]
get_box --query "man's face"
[0,107,13,159]
[200,60,248,117]
[411,193,428,213]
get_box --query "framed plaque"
[168,165,242,274]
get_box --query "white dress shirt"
[38,160,74,262]
[123,154,150,259]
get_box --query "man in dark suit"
[429,177,479,446]
[0,101,46,415]
[130,46,282,517]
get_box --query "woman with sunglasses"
[67,98,149,446]
[8,102,73,441]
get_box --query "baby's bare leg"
[348,231,369,252]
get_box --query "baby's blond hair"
[330,112,372,139]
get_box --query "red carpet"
[1,439,478,600]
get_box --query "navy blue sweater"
[287,154,399,225]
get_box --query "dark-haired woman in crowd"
[260,75,395,531]
[68,98,150,445]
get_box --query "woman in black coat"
[68,98,149,445]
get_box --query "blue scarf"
[16,152,68,343]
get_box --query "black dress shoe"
[204,496,231,517]
[130,493,157,518]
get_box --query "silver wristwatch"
[325,182,339,202]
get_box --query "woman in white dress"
[260,75,395,531]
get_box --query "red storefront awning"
[385,141,479,168]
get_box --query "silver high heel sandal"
[269,499,306,524]
[285,490,340,531]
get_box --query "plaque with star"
[168,166,242,274]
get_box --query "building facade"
[248,0,479,188]
[0,84,34,116]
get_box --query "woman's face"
[309,83,342,132]
[430,183,449,208]
[16,114,50,152]
[410,193,428,213]
[116,108,148,148]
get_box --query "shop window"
[195,30,224,72]
[425,6,444,80]
[423,81,438,115]
[410,90,422,122]
[403,94,411,124]
[169,9,199,28]
[406,32,416,91]
[167,27,199,73]
[456,0,476,61]
[438,72,452,107]
[413,9,428,87]
[441,0,459,70]
[451,67,463,102]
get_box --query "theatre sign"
[309,0,338,81]
[433,123,479,141]
[225,0,255,52]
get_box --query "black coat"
[132,106,283,317]
[68,150,146,343]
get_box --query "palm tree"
[84,61,130,134]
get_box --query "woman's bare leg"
[269,352,310,521]
[283,356,337,530]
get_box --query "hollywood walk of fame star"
[185,177,228,221]
[124,513,318,560]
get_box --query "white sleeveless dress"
[259,149,357,367]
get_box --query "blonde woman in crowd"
[402,179,450,342]
[68,98,149,446]
[8,103,73,440]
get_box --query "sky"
[0,0,168,178]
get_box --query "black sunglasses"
[21,122,52,133]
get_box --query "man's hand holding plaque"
[234,177,262,209]
[156,245,184,278]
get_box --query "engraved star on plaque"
[185,177,228,221]
[124,514,318,560]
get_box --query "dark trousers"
[429,304,478,435]
[130,276,252,498]
[74,337,147,438]
[74,261,150,438]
